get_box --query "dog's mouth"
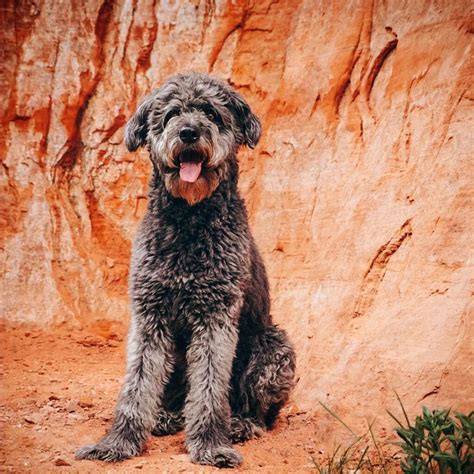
[177,149,205,183]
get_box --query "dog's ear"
[124,94,155,152]
[229,91,262,149]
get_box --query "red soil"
[0,323,399,472]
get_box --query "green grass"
[388,395,473,473]
[312,395,473,473]
[312,401,390,473]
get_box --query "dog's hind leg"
[231,325,295,441]
[76,316,175,461]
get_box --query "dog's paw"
[152,410,184,436]
[191,445,243,468]
[75,441,140,462]
[231,416,265,443]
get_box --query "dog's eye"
[163,110,179,127]
[207,110,217,120]
[203,107,221,124]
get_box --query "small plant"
[312,401,389,473]
[387,394,473,473]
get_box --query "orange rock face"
[1,0,472,423]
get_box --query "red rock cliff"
[1,0,472,418]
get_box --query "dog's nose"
[179,127,200,144]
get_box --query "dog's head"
[125,73,261,205]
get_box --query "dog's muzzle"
[175,126,204,183]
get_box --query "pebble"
[78,397,93,408]
[68,412,88,421]
[170,454,191,463]
[24,412,44,424]
[66,400,79,412]
[54,458,71,466]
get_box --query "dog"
[76,73,296,468]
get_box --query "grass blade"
[354,445,369,472]
[387,409,404,429]
[318,400,357,437]
[395,390,411,427]
[367,418,387,473]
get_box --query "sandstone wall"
[1,0,472,419]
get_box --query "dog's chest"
[140,220,247,292]
[132,206,250,328]
[157,232,244,330]
[158,214,246,274]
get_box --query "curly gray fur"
[76,73,296,468]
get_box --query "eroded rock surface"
[1,0,472,421]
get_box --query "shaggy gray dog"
[76,73,296,468]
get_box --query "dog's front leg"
[185,302,242,468]
[76,316,174,461]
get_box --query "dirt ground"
[0,323,400,473]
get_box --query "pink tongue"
[179,161,202,183]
